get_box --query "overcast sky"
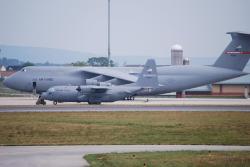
[0,0,250,60]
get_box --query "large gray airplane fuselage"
[4,32,250,101]
[4,65,245,95]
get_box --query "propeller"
[76,86,81,92]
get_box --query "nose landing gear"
[36,96,46,105]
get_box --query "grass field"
[0,112,250,145]
[85,151,250,167]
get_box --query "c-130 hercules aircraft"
[3,32,250,105]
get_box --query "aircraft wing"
[80,67,138,85]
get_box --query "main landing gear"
[125,96,135,101]
[36,96,46,105]
[88,101,101,105]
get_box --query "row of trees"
[22,57,114,67]
[72,57,115,67]
[1,57,115,68]
[22,61,35,67]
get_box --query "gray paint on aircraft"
[3,32,250,104]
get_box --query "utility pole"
[108,0,111,66]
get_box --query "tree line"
[71,57,115,67]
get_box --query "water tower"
[171,44,183,65]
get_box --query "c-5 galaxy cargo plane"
[3,32,250,105]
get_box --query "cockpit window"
[21,68,27,72]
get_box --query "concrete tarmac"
[1,104,250,112]
[1,97,250,106]
[1,145,250,167]
[0,97,250,112]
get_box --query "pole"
[108,0,111,67]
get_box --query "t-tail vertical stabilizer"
[213,32,250,71]
[136,59,159,88]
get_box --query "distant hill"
[0,57,23,67]
[0,45,95,64]
[0,44,249,67]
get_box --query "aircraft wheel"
[36,96,41,105]
[42,101,46,105]
[39,99,46,105]
[53,101,57,105]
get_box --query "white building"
[0,65,6,71]
[171,44,183,65]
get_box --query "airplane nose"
[3,72,27,91]
[3,75,17,90]
[3,77,10,88]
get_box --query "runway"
[1,104,250,112]
[1,97,250,167]
[0,97,250,112]
[1,145,250,167]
